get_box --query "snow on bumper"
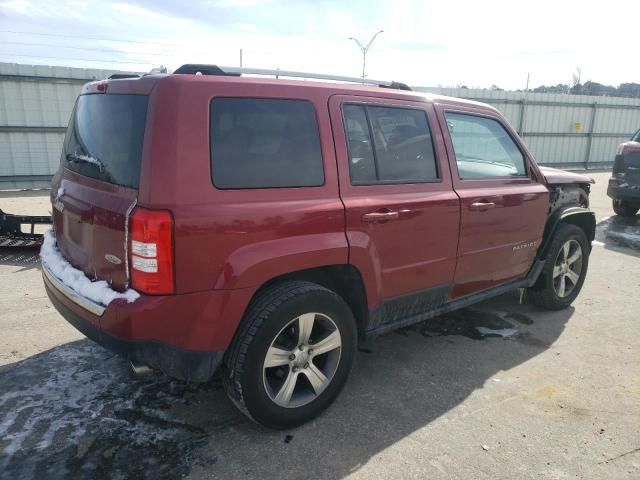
[40,229,139,314]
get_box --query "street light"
[349,30,384,79]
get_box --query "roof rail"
[173,64,411,91]
[173,64,239,76]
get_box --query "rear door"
[329,95,459,323]
[435,104,549,298]
[51,92,148,291]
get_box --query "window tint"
[62,94,148,188]
[343,104,438,185]
[343,105,377,183]
[445,113,527,179]
[632,129,640,143]
[210,98,324,189]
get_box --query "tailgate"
[52,173,136,291]
[621,147,640,183]
[51,91,148,291]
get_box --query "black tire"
[223,280,357,429]
[528,223,589,310]
[612,199,639,217]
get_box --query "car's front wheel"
[612,199,639,217]
[223,281,357,428]
[528,223,589,310]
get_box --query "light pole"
[349,30,384,79]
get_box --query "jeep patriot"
[42,65,595,428]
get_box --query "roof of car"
[88,72,496,112]
[175,74,495,109]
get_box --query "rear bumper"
[43,265,256,382]
[45,281,223,382]
[607,178,640,202]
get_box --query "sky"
[0,0,637,90]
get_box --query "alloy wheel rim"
[263,312,342,408]
[553,239,583,298]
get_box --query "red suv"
[43,65,595,428]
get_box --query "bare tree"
[569,66,583,94]
[571,67,582,88]
[573,67,582,86]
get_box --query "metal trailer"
[0,209,51,247]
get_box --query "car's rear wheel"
[528,223,589,310]
[223,281,357,428]
[612,199,639,217]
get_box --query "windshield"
[61,94,148,188]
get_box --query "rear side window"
[210,98,324,189]
[632,129,640,143]
[343,104,438,185]
[62,94,148,189]
[445,112,527,179]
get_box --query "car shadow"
[0,247,42,272]
[0,292,573,479]
[595,215,640,256]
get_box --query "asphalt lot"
[0,171,638,479]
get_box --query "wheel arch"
[249,264,370,342]
[538,207,596,260]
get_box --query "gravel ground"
[0,171,638,479]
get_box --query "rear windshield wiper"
[66,153,105,172]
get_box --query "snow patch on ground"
[475,326,518,338]
[40,229,139,306]
[597,216,640,250]
[609,230,640,240]
[0,342,219,477]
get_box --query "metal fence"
[417,87,640,170]
[0,63,124,189]
[2,62,640,190]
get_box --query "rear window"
[210,98,324,189]
[62,94,148,189]
[343,104,439,185]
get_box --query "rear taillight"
[129,207,174,295]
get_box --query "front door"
[435,104,549,298]
[329,95,460,327]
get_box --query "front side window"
[445,113,527,179]
[343,104,439,185]
[210,98,324,189]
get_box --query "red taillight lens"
[129,207,174,295]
